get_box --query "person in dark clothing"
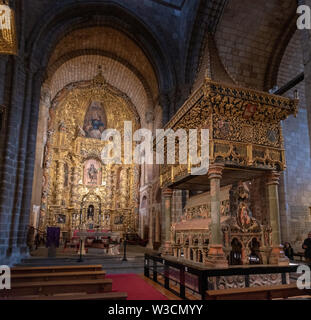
[284,242,294,260]
[302,232,311,262]
[35,232,41,250]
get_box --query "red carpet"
[106,274,168,300]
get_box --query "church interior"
[1,0,311,301]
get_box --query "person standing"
[35,232,41,250]
[284,242,294,260]
[302,232,311,263]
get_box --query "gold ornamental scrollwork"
[0,1,18,55]
[159,78,297,189]
[40,73,141,233]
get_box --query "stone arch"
[264,14,298,91]
[26,1,175,107]
[47,49,154,108]
[214,0,298,90]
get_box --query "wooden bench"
[0,279,113,298]
[11,265,102,275]
[205,283,311,300]
[4,292,128,300]
[11,270,106,283]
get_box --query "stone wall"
[277,30,311,250]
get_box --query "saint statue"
[87,205,95,220]
[88,164,98,184]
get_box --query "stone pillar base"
[146,242,154,250]
[161,241,173,255]
[205,244,229,268]
[2,246,30,266]
[269,245,289,266]
[261,247,271,265]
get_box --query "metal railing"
[144,253,300,300]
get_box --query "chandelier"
[0,0,17,55]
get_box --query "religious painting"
[84,159,102,186]
[237,202,251,229]
[114,215,124,225]
[83,101,107,140]
[217,120,230,137]
[243,103,257,119]
[57,214,66,224]
[267,128,278,143]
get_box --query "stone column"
[147,209,154,249]
[161,188,173,255]
[267,171,289,265]
[205,164,228,268]
[155,206,161,244]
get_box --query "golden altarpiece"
[38,72,140,238]
[159,76,298,267]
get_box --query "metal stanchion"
[122,236,128,262]
[77,238,83,263]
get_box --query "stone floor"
[16,245,149,274]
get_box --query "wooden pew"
[11,265,103,275]
[11,270,106,283]
[205,283,311,300]
[4,292,128,300]
[0,279,113,298]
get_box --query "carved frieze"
[159,79,297,188]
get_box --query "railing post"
[180,266,185,299]
[245,274,250,287]
[281,272,287,285]
[164,261,170,290]
[144,254,150,278]
[200,270,207,300]
[153,259,157,282]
